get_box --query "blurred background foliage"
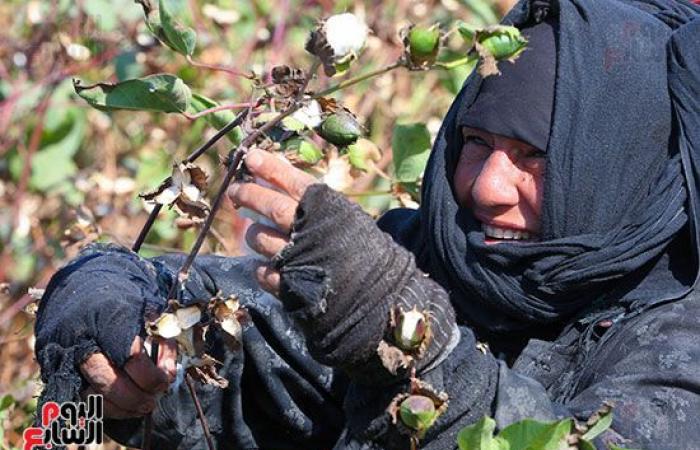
[0,0,513,447]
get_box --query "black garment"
[35,244,346,449]
[35,235,700,449]
[34,0,700,449]
[417,0,699,346]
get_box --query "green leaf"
[498,418,573,450]
[0,394,14,411]
[457,0,498,26]
[391,123,432,183]
[578,439,596,450]
[281,116,307,132]
[457,416,507,450]
[30,109,85,192]
[159,0,197,56]
[348,144,368,171]
[189,93,244,144]
[610,446,641,450]
[74,74,191,113]
[282,138,323,164]
[457,21,477,43]
[115,51,145,81]
[581,408,613,441]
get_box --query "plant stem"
[166,148,244,300]
[185,373,216,450]
[313,61,404,99]
[132,110,248,253]
[183,102,258,121]
[186,56,255,79]
[434,54,478,70]
[132,204,162,252]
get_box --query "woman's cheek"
[453,157,478,208]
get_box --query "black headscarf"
[382,0,700,343]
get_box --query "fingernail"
[245,150,262,169]
[228,183,239,195]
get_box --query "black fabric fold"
[391,0,700,344]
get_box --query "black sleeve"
[272,185,700,449]
[34,244,347,450]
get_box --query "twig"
[165,92,311,301]
[166,148,245,300]
[132,205,162,252]
[132,110,249,252]
[313,61,403,99]
[185,373,216,450]
[183,102,258,121]
[186,56,255,79]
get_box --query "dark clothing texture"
[35,236,700,450]
[33,0,700,449]
[460,17,557,152]
[430,0,699,345]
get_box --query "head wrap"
[460,18,556,152]
[382,0,700,346]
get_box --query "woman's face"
[453,127,546,244]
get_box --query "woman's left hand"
[227,148,318,296]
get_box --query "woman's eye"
[464,135,490,147]
[522,149,546,170]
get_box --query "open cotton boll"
[324,13,368,61]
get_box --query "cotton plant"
[72,1,530,447]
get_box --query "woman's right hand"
[80,336,178,418]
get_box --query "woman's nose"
[471,150,520,209]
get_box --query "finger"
[80,352,156,415]
[156,338,178,384]
[256,264,281,297]
[123,336,170,393]
[123,350,169,394]
[228,182,298,232]
[82,386,142,419]
[246,223,290,258]
[244,148,317,200]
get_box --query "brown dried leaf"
[62,205,100,246]
[377,340,413,375]
[186,354,229,389]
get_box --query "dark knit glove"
[273,184,458,384]
[34,245,168,413]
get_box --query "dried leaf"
[150,312,182,339]
[140,162,210,219]
[62,205,100,246]
[175,305,202,330]
[187,355,229,388]
[377,340,413,375]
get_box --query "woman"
[35,0,700,448]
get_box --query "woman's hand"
[227,148,318,296]
[80,336,177,418]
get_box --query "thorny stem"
[185,373,216,450]
[132,110,249,252]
